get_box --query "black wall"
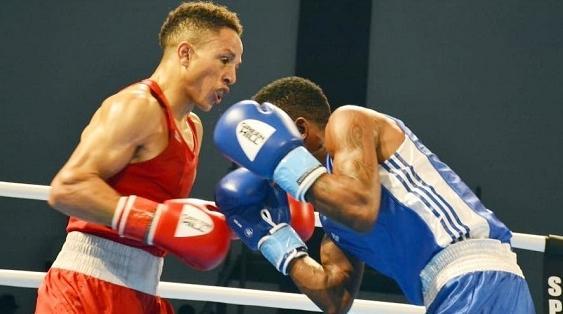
[296,0,372,108]
[1,1,561,313]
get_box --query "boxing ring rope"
[0,180,549,313]
[0,181,51,201]
[0,181,548,252]
[0,269,424,314]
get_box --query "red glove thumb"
[287,193,315,242]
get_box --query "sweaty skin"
[289,105,405,313]
[48,27,242,226]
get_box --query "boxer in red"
[35,2,243,313]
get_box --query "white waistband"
[420,238,524,307]
[51,231,163,295]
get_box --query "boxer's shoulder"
[325,106,381,147]
[87,86,165,148]
[324,106,403,160]
[100,86,163,127]
[105,84,161,115]
[327,105,381,131]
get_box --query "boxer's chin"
[197,100,214,112]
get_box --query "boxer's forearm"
[307,173,380,233]
[289,256,356,314]
[49,170,120,225]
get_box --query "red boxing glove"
[167,198,238,240]
[112,196,231,271]
[287,193,315,242]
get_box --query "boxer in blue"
[214,76,535,313]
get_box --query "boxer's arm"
[49,92,163,225]
[307,107,381,232]
[289,234,364,314]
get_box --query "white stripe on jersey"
[385,156,464,239]
[379,136,490,247]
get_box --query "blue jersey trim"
[393,153,471,238]
[390,117,512,243]
[382,162,457,241]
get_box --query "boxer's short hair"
[159,1,243,49]
[254,76,332,127]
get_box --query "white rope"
[0,181,549,252]
[0,181,50,201]
[510,232,546,252]
[0,269,425,314]
[314,213,547,252]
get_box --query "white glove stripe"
[111,196,128,230]
[118,195,137,237]
[146,204,165,246]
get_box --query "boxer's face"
[184,27,243,111]
[297,118,327,163]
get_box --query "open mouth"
[215,89,228,104]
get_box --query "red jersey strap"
[139,79,175,133]
[186,114,199,154]
[139,79,199,155]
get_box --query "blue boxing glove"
[214,167,289,250]
[215,168,308,275]
[213,100,327,201]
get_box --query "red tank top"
[67,79,199,256]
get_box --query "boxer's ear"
[294,117,308,139]
[177,41,194,68]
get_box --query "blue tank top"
[320,116,512,305]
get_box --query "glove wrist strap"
[112,195,158,242]
[258,224,308,275]
[273,146,327,202]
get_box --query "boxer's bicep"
[48,96,159,224]
[65,98,154,179]
[310,108,381,231]
[56,97,153,172]
[327,110,379,189]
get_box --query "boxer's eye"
[220,55,233,65]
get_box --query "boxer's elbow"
[337,295,355,314]
[309,291,353,314]
[48,176,71,210]
[349,208,377,233]
[321,291,355,314]
[347,193,378,233]
[323,305,348,314]
[48,170,86,211]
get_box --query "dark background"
[1,1,561,313]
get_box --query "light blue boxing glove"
[258,222,309,275]
[215,168,308,275]
[214,100,327,201]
